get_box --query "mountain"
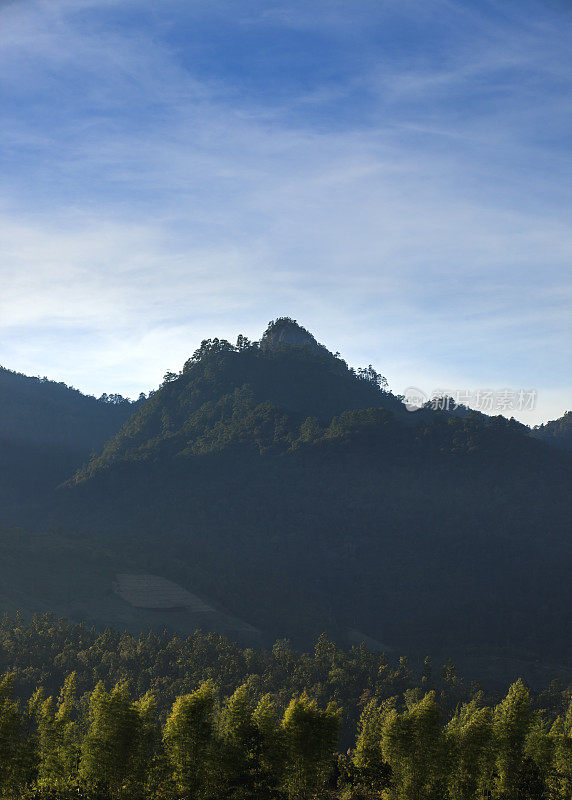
[530,410,572,451]
[1,319,571,677]
[0,366,139,521]
[0,366,139,450]
[71,318,405,480]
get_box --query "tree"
[236,334,251,350]
[252,694,285,797]
[445,698,493,800]
[550,698,572,800]
[133,691,160,797]
[218,682,266,799]
[162,681,219,798]
[37,672,80,791]
[280,692,340,800]
[352,698,391,796]
[380,691,445,800]
[0,674,25,797]
[162,370,178,385]
[298,416,322,443]
[356,365,388,391]
[79,681,149,799]
[493,679,532,800]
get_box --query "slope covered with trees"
[1,319,571,675]
[0,366,137,450]
[0,615,571,800]
[71,318,400,478]
[531,411,572,451]
[49,320,572,664]
[0,367,140,522]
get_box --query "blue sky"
[1,0,571,424]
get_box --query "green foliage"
[37,673,80,791]
[79,681,153,799]
[492,678,532,799]
[2,322,572,667]
[0,674,26,796]
[444,699,493,800]
[352,699,391,796]
[71,324,395,478]
[53,332,572,664]
[162,681,218,798]
[252,694,286,795]
[1,322,572,800]
[280,692,341,799]
[218,683,269,799]
[0,651,568,800]
[549,698,572,800]
[380,691,445,800]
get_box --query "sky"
[1,0,571,425]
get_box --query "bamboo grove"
[0,670,571,799]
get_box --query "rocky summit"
[260,317,326,353]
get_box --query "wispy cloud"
[0,0,570,423]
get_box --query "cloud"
[0,0,570,424]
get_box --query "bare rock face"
[260,317,326,353]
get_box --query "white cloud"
[0,0,570,425]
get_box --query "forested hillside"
[0,367,139,522]
[3,0,570,792]
[0,367,137,449]
[1,319,571,675]
[531,411,572,451]
[0,614,571,800]
[47,320,572,664]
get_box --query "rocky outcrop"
[260,317,327,354]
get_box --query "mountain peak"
[260,317,324,352]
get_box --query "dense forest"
[1,319,571,798]
[0,320,571,662]
[45,320,571,663]
[0,614,571,799]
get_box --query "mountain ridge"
[1,319,570,671]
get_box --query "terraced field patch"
[115,573,213,612]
